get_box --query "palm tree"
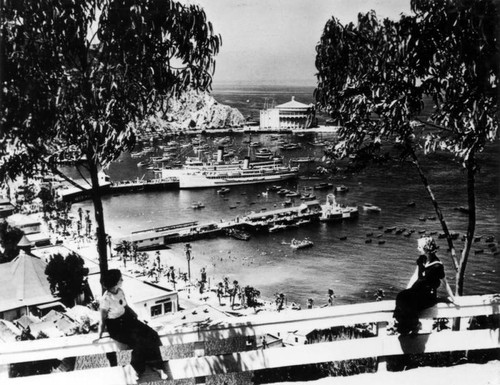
[114,240,132,262]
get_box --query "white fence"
[1,294,499,384]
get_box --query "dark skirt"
[393,284,437,332]
[105,310,163,373]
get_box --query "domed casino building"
[259,96,316,130]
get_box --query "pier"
[117,200,356,250]
[59,177,179,202]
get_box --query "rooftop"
[276,96,313,110]
[0,250,58,313]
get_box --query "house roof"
[7,213,41,227]
[17,234,33,247]
[0,250,58,313]
[275,97,312,110]
[0,320,22,342]
[31,245,101,274]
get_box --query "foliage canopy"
[314,0,498,295]
[1,0,221,275]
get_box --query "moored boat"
[290,238,313,250]
[227,228,251,241]
[314,182,333,190]
[191,201,205,209]
[362,203,382,212]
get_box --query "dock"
[109,177,179,194]
[59,177,179,202]
[117,200,357,250]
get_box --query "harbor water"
[72,85,500,308]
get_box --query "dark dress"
[105,309,164,374]
[393,255,445,333]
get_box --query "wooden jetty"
[116,200,343,250]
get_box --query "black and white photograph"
[0,0,499,384]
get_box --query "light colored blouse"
[100,288,127,319]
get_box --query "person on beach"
[230,280,240,308]
[375,289,385,301]
[322,289,336,307]
[307,298,314,309]
[93,269,169,379]
[393,237,456,334]
[168,266,176,283]
[240,286,246,308]
[276,293,286,312]
[223,277,230,294]
[200,267,207,284]
[217,282,225,305]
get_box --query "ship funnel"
[243,157,250,169]
[217,147,224,163]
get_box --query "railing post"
[193,341,206,384]
[0,364,9,379]
[376,321,388,373]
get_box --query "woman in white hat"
[393,237,455,334]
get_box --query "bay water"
[72,85,500,307]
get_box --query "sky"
[187,0,412,86]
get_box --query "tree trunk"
[456,152,476,296]
[88,159,108,283]
[410,149,459,272]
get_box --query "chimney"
[292,96,295,101]
[217,147,224,163]
[243,157,250,169]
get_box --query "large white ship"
[172,147,298,189]
[178,163,299,188]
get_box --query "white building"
[87,272,179,322]
[260,96,316,130]
[7,213,41,235]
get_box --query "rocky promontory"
[141,90,246,132]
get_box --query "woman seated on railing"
[93,269,169,380]
[393,237,456,334]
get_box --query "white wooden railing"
[1,294,499,384]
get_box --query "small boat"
[137,160,152,167]
[290,238,314,250]
[269,223,289,233]
[227,228,251,241]
[191,201,205,209]
[335,185,349,193]
[313,182,333,190]
[254,148,274,159]
[300,193,317,201]
[362,203,381,212]
[279,143,301,150]
[308,140,328,147]
[217,187,231,194]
